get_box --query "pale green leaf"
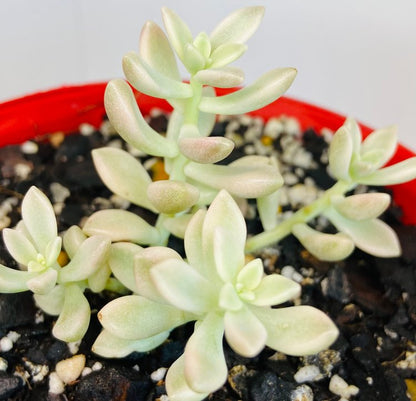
[350,150,383,177]
[134,246,182,303]
[343,117,362,154]
[104,79,178,157]
[193,32,211,59]
[147,180,200,214]
[92,147,156,212]
[161,7,193,61]
[151,259,217,314]
[184,313,227,393]
[209,43,247,69]
[328,126,354,181]
[210,6,265,50]
[2,228,38,266]
[254,305,339,356]
[88,262,111,293]
[58,235,110,283]
[0,264,35,293]
[237,258,263,291]
[356,157,416,186]
[163,214,193,239]
[331,193,391,221]
[224,306,267,357]
[257,189,280,231]
[62,226,86,260]
[183,43,206,74]
[361,125,397,168]
[185,162,283,198]
[292,223,355,262]
[165,355,209,401]
[194,66,244,88]
[45,237,62,267]
[218,282,243,311]
[34,284,65,315]
[123,52,193,99]
[21,186,57,253]
[83,209,160,245]
[98,295,191,340]
[52,284,90,342]
[199,68,297,115]
[202,190,246,283]
[108,242,142,293]
[92,329,169,358]
[179,136,234,164]
[252,274,301,306]
[139,20,180,80]
[26,268,57,294]
[325,210,401,257]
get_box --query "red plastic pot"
[0,83,415,224]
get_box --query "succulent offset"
[1,5,416,401]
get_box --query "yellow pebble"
[151,159,169,181]
[260,135,273,146]
[57,251,69,267]
[406,379,416,401]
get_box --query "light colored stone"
[56,354,86,384]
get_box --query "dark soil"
[0,112,415,401]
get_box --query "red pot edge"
[1,82,415,224]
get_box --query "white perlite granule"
[49,372,65,394]
[294,365,321,383]
[329,374,359,399]
[150,367,167,382]
[55,354,86,384]
[0,337,13,352]
[290,384,314,401]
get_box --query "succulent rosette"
[93,190,338,400]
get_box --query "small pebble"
[21,141,38,154]
[329,374,359,399]
[0,357,8,371]
[49,372,65,394]
[79,123,95,136]
[91,361,103,371]
[290,384,314,401]
[150,367,167,382]
[0,337,13,352]
[294,364,321,383]
[55,354,86,384]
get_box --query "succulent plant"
[92,190,338,400]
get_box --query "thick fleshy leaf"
[193,32,211,59]
[179,136,234,164]
[52,284,91,342]
[292,223,355,262]
[209,42,247,69]
[62,226,86,259]
[135,246,182,303]
[328,126,354,181]
[34,284,65,315]
[58,235,111,283]
[88,262,112,293]
[184,209,206,272]
[361,125,397,168]
[21,186,57,253]
[98,295,191,340]
[254,305,339,356]
[92,329,169,358]
[0,264,35,293]
[83,209,160,245]
[199,68,297,115]
[194,67,244,88]
[202,190,246,283]
[257,189,280,231]
[325,210,401,257]
[252,274,301,306]
[356,157,416,186]
[147,180,200,214]
[185,162,283,198]
[184,313,227,393]
[165,355,209,401]
[183,43,206,74]
[108,242,142,293]
[343,117,362,154]
[224,306,267,357]
[236,258,263,291]
[161,7,193,61]
[210,6,264,50]
[104,79,178,157]
[218,283,243,311]
[92,147,156,211]
[2,228,38,266]
[163,213,193,239]
[26,268,58,294]
[123,52,193,99]
[151,259,217,314]
[139,21,180,80]
[45,237,62,267]
[331,193,391,221]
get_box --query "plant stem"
[245,180,354,253]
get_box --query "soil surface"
[0,111,415,401]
